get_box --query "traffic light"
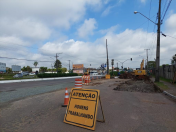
[131,58,132,61]
[121,66,123,69]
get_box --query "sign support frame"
[96,95,105,123]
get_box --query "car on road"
[13,73,23,78]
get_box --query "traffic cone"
[62,88,69,107]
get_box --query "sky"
[0,0,176,70]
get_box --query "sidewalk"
[150,77,176,99]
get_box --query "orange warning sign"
[64,88,100,130]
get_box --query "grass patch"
[155,82,169,90]
[160,77,173,83]
[0,75,38,81]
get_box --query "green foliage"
[148,61,155,69]
[40,67,47,72]
[120,71,125,74]
[54,59,62,68]
[110,71,118,76]
[62,68,67,73]
[154,82,169,90]
[33,61,38,67]
[21,66,32,72]
[7,68,12,73]
[37,73,78,78]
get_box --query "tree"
[33,61,38,67]
[62,68,67,73]
[54,59,62,68]
[21,66,32,72]
[171,54,176,65]
[40,67,47,72]
[148,61,156,69]
[7,68,12,73]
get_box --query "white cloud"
[0,18,51,41]
[0,0,102,29]
[165,14,176,34]
[99,25,119,34]
[77,18,97,38]
[38,23,176,69]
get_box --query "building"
[0,62,6,73]
[32,67,40,72]
[12,65,21,72]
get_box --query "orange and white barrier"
[85,77,89,85]
[75,78,82,88]
[62,87,69,107]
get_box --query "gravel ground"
[113,80,162,93]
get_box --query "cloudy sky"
[0,0,176,70]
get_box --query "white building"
[0,62,6,73]
[32,67,40,72]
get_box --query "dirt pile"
[119,73,134,79]
[113,80,162,93]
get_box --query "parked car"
[22,72,29,76]
[13,73,23,78]
[29,72,35,75]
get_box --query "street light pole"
[106,39,109,74]
[134,0,161,82]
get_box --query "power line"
[0,56,53,62]
[161,0,168,18]
[161,32,176,39]
[161,0,172,22]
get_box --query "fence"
[152,65,176,80]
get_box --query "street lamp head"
[134,11,138,14]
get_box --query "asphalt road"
[0,78,176,132]
[0,78,76,105]
[0,78,76,92]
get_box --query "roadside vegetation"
[37,73,78,78]
[154,82,169,90]
[0,73,38,80]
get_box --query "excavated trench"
[113,80,162,93]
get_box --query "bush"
[37,73,78,78]
[110,71,118,76]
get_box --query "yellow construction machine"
[84,68,90,75]
[134,59,147,79]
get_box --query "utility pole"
[106,39,109,74]
[155,0,161,82]
[144,49,150,71]
[111,59,114,76]
[51,64,53,73]
[68,60,70,73]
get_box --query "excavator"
[84,68,90,75]
[133,59,147,79]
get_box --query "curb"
[163,91,176,100]
[150,79,176,101]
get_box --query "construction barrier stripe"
[75,81,82,83]
[65,95,69,98]
[75,84,82,85]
